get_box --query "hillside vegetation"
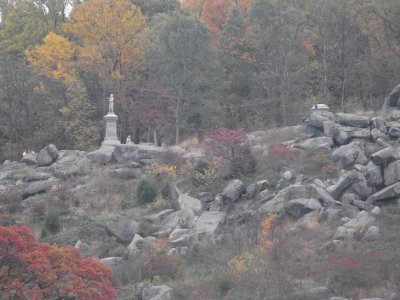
[2,109,400,299]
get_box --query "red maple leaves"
[0,226,116,300]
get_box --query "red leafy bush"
[205,128,254,176]
[0,226,116,299]
[205,127,248,161]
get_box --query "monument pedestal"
[88,94,121,163]
[101,113,120,147]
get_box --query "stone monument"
[102,94,121,146]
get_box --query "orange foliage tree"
[229,213,277,279]
[201,0,234,34]
[0,226,116,300]
[200,0,252,34]
[25,32,77,85]
[64,0,148,86]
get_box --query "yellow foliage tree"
[258,213,277,252]
[25,32,76,85]
[229,213,277,280]
[63,0,148,86]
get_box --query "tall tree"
[0,0,69,53]
[148,12,213,144]
[60,79,101,151]
[64,0,148,94]
[0,50,64,160]
[25,32,77,85]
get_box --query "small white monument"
[311,104,329,116]
[102,94,121,146]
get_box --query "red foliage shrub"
[0,226,116,300]
[205,127,248,161]
[205,128,255,177]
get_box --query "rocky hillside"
[1,110,400,300]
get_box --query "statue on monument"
[108,93,114,115]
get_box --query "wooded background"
[0,0,399,160]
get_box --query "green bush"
[194,160,211,175]
[137,177,158,204]
[45,210,61,234]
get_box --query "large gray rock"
[365,161,383,187]
[348,170,374,200]
[343,211,375,229]
[87,147,114,164]
[258,184,317,214]
[352,200,374,211]
[13,169,51,182]
[142,285,173,300]
[371,117,387,133]
[293,136,332,152]
[327,172,359,200]
[168,228,192,247]
[364,225,379,240]
[383,160,400,186]
[127,234,145,254]
[386,83,400,107]
[336,113,370,128]
[170,183,203,216]
[50,150,90,179]
[23,179,56,197]
[245,180,269,199]
[371,128,387,142]
[332,125,371,145]
[371,147,400,165]
[333,226,355,240]
[341,193,359,204]
[367,182,400,204]
[100,215,139,244]
[323,120,337,137]
[177,193,203,216]
[113,144,165,163]
[314,185,340,206]
[192,211,226,245]
[221,179,245,202]
[36,144,59,167]
[330,141,368,170]
[388,126,400,138]
[155,209,195,237]
[284,198,322,218]
[308,113,331,129]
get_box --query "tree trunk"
[341,67,346,112]
[175,76,184,145]
[322,38,328,99]
[153,129,157,146]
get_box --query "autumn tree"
[147,12,213,144]
[201,0,233,35]
[183,0,252,35]
[129,88,175,145]
[25,32,77,85]
[0,225,116,299]
[64,0,148,92]
[0,0,69,53]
